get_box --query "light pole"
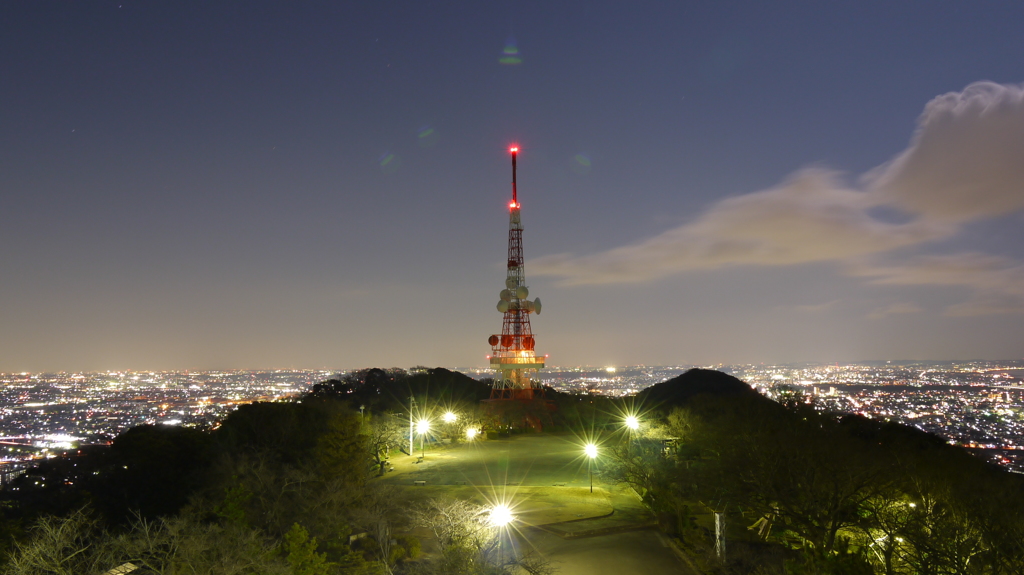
[443,411,456,441]
[624,415,639,457]
[416,419,430,457]
[488,504,515,565]
[584,443,598,493]
[408,397,417,456]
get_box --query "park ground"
[379,433,698,574]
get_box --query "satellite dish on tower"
[497,301,509,313]
[500,289,512,302]
[516,286,529,299]
[505,278,517,289]
[534,297,542,315]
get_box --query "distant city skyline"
[2,3,1023,372]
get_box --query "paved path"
[521,528,697,575]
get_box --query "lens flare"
[416,125,439,147]
[572,152,592,175]
[378,151,401,174]
[500,36,522,65]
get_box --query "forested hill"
[306,367,492,411]
[636,368,769,407]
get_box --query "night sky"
[3,2,1023,372]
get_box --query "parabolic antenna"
[505,278,517,289]
[500,289,512,302]
[534,297,542,314]
[516,286,529,299]
[497,301,509,313]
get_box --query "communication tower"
[487,146,545,400]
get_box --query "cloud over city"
[532,82,1024,314]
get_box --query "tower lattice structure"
[488,147,544,400]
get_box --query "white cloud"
[852,253,1024,316]
[532,82,1024,309]
[532,169,946,284]
[866,82,1024,223]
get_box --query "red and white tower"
[488,146,545,400]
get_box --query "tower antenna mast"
[511,147,517,205]
[487,146,544,401]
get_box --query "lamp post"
[488,504,515,565]
[624,415,639,457]
[416,419,430,457]
[408,397,417,456]
[443,411,456,441]
[584,443,598,493]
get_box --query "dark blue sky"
[3,2,1023,371]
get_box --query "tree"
[365,414,403,474]
[5,509,112,575]
[410,496,554,575]
[280,523,332,575]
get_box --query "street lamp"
[584,443,598,493]
[443,411,457,423]
[488,503,515,565]
[408,397,417,456]
[466,428,479,440]
[624,415,639,457]
[488,504,514,527]
[416,418,430,456]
